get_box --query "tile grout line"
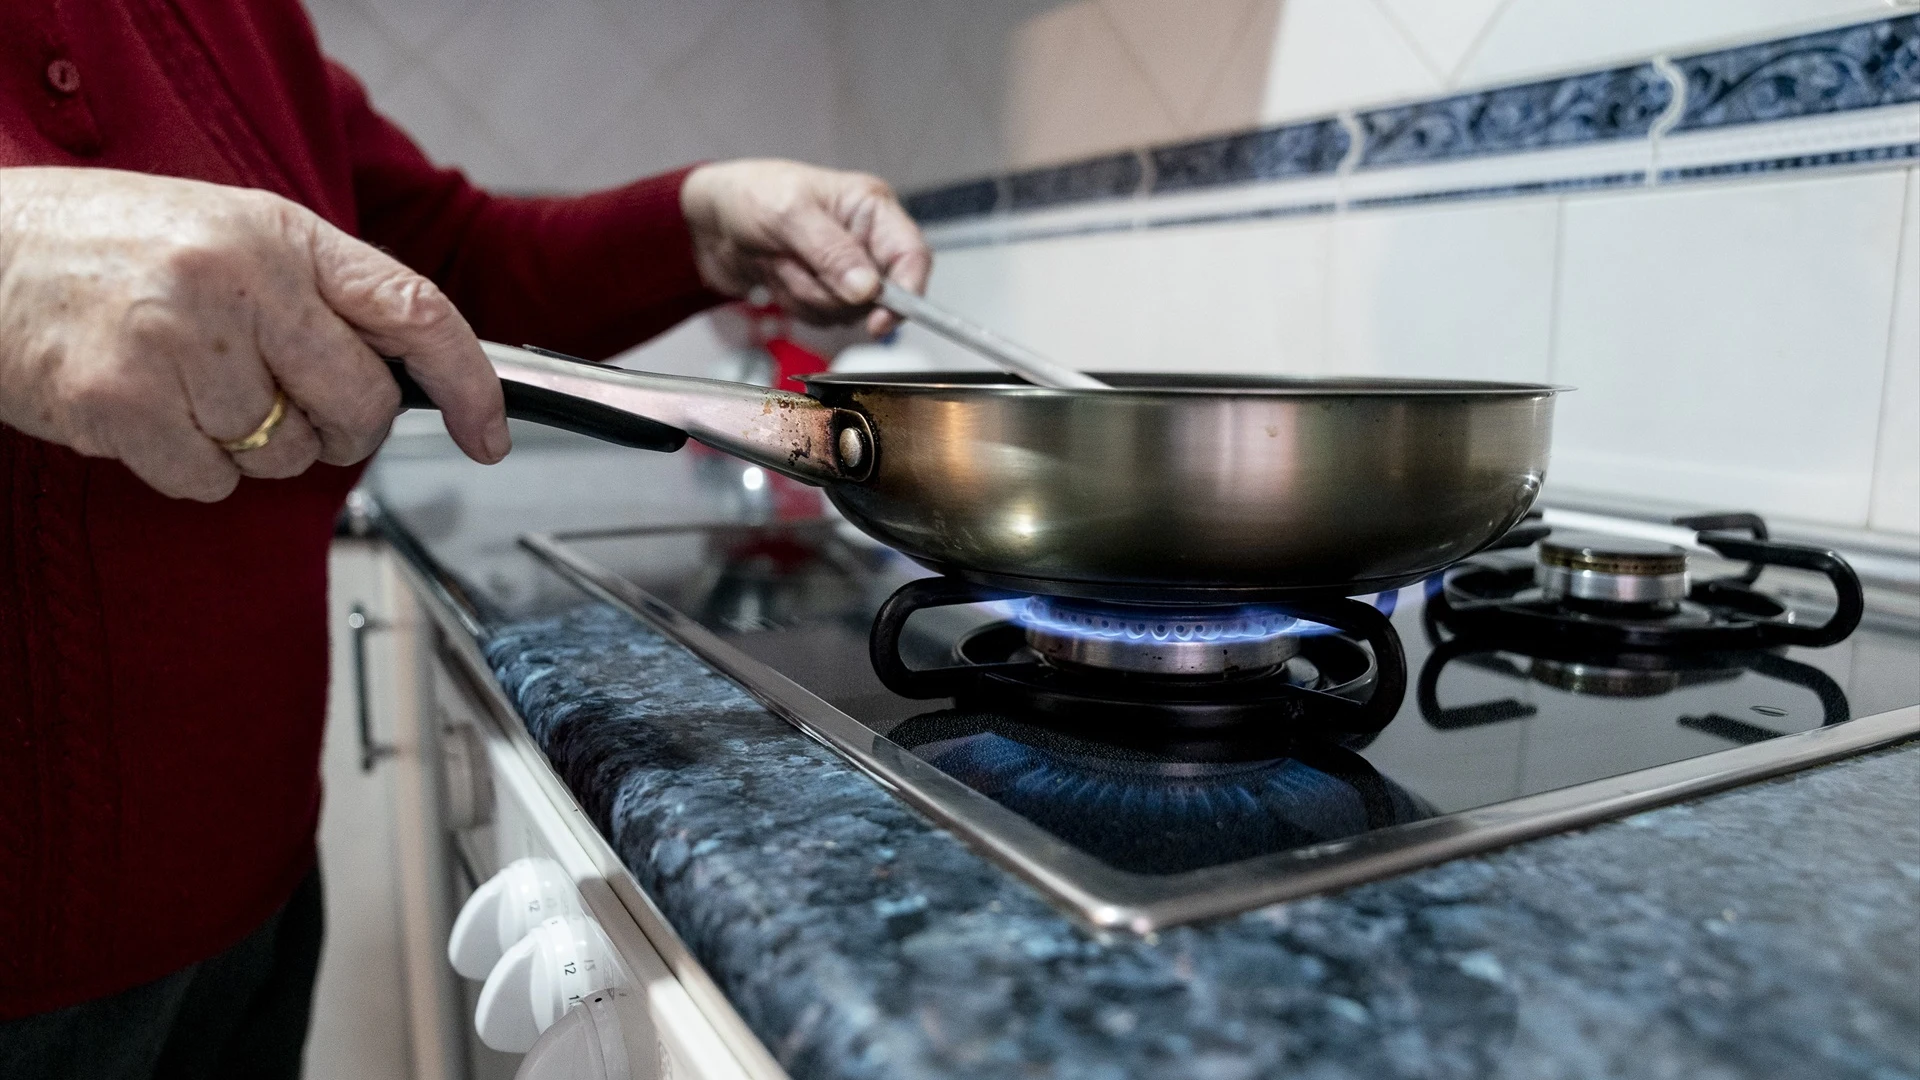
[1862,166,1918,529]
[1646,55,1688,187]
[1446,0,1517,89]
[1367,0,1448,89]
[1543,195,1569,390]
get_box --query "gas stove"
[522,510,1920,932]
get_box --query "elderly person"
[0,1,929,1075]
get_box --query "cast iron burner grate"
[868,576,1408,734]
[1426,512,1864,653]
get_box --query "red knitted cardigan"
[0,0,719,1018]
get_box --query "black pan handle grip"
[383,357,688,453]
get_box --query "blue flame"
[1014,589,1400,643]
[1016,597,1303,643]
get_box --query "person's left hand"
[680,160,931,337]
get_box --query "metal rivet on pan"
[837,426,867,471]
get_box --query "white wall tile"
[556,81,718,192]
[1460,0,1891,90]
[1131,216,1334,374]
[1550,171,1910,525]
[302,0,406,94]
[980,230,1158,370]
[364,66,535,188]
[356,0,495,56]
[1260,0,1443,122]
[1327,197,1559,382]
[907,245,1022,370]
[429,0,659,189]
[660,0,838,165]
[1870,168,1920,535]
[1096,0,1273,129]
[831,4,1007,189]
[1187,0,1286,136]
[918,218,1334,376]
[1006,1,1182,167]
[1375,0,1510,86]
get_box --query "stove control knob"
[476,914,627,1054]
[450,857,583,980]
[512,988,663,1080]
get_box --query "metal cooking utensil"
[876,281,1108,391]
[387,344,1560,601]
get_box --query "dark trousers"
[0,867,324,1080]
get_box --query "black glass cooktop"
[525,516,1920,931]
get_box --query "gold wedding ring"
[219,390,289,453]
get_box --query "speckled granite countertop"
[483,604,1918,1080]
[368,436,1920,1080]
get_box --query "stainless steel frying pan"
[389,343,1559,601]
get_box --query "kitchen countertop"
[367,427,1920,1080]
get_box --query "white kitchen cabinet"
[317,527,778,1080]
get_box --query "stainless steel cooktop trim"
[523,529,1920,935]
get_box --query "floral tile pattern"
[1005,150,1146,210]
[1678,14,1920,131]
[1148,118,1349,193]
[1355,64,1671,169]
[903,177,1001,223]
[903,13,1918,232]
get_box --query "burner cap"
[1537,532,1690,604]
[1019,597,1303,677]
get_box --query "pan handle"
[384,343,875,485]
[385,357,687,452]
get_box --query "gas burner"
[1428,513,1863,653]
[1016,596,1305,677]
[869,577,1407,734]
[1536,533,1690,606]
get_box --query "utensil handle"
[878,281,1108,391]
[385,358,688,452]
[384,343,874,484]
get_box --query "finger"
[303,219,507,463]
[88,363,241,502]
[230,403,323,480]
[865,308,900,338]
[767,257,849,320]
[118,417,241,502]
[257,290,404,467]
[866,196,932,296]
[148,296,321,478]
[778,203,882,306]
[110,301,263,496]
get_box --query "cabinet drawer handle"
[348,605,397,772]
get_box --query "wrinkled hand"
[681,159,932,336]
[0,167,508,502]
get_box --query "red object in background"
[765,336,830,383]
[736,300,831,386]
[729,303,830,519]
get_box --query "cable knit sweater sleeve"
[325,63,725,361]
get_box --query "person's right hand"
[0,166,509,502]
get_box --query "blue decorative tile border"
[1148,118,1348,194]
[1358,64,1670,169]
[903,13,1919,230]
[1678,16,1920,131]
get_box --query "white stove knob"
[475,915,625,1053]
[513,988,662,1080]
[450,857,582,979]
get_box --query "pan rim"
[800,370,1569,397]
